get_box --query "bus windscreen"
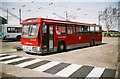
[22,24,39,38]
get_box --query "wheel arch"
[90,37,94,42]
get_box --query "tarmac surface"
[0,37,119,78]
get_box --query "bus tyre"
[58,42,65,52]
[90,39,94,46]
[16,36,21,41]
[25,52,30,54]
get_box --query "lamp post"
[19,9,22,24]
[7,9,8,24]
[65,11,68,21]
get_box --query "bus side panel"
[65,34,85,45]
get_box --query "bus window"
[67,26,72,34]
[76,25,83,33]
[56,24,66,35]
[7,28,11,33]
[7,27,22,33]
[16,28,22,33]
[7,27,16,33]
[56,27,61,35]
[90,26,95,33]
[42,25,47,33]
[22,24,39,38]
[72,25,76,34]
[30,25,39,36]
[83,26,89,33]
[67,25,75,34]
[95,27,100,33]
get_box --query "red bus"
[21,18,102,54]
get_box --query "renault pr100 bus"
[21,18,102,54]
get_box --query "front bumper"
[22,45,42,54]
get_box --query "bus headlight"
[32,47,39,52]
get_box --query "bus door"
[42,23,54,52]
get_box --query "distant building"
[0,16,7,38]
[0,16,7,24]
[102,30,120,37]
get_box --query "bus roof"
[23,18,101,27]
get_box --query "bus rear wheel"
[58,42,66,52]
[16,35,21,41]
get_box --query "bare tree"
[99,6,119,36]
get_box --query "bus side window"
[56,24,66,35]
[72,25,76,34]
[76,25,83,34]
[7,28,11,33]
[67,26,72,34]
[56,27,61,35]
[83,26,89,33]
[67,25,75,34]
[95,27,100,33]
[17,28,22,33]
[11,28,16,33]
[90,26,95,33]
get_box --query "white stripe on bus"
[1,57,28,64]
[33,61,61,72]
[15,59,42,67]
[55,64,83,77]
[85,67,105,78]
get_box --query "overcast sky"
[1,0,119,31]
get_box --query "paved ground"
[0,37,119,78]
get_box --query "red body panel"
[55,32,102,47]
[21,38,39,46]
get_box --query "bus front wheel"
[58,42,66,52]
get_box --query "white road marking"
[0,55,17,61]
[0,54,107,78]
[85,67,105,78]
[33,61,61,72]
[15,59,42,67]
[55,64,83,77]
[0,54,7,56]
[1,57,28,64]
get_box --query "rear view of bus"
[21,18,41,54]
